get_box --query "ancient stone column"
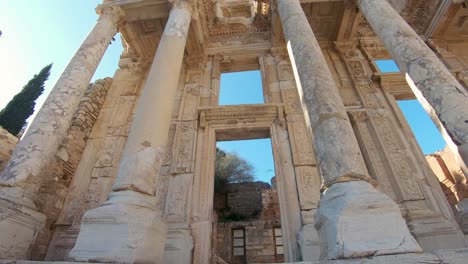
[0,5,122,260]
[276,0,421,260]
[69,2,192,263]
[357,0,468,173]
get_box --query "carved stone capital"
[212,54,224,62]
[96,5,125,29]
[459,70,468,86]
[169,0,196,13]
[334,41,358,58]
[348,110,369,123]
[271,47,288,59]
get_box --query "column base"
[404,206,467,251]
[0,191,46,260]
[297,222,321,261]
[68,191,167,263]
[456,199,468,238]
[164,224,194,264]
[314,181,422,260]
[457,142,468,173]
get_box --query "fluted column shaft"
[276,0,421,260]
[0,6,121,192]
[357,0,468,171]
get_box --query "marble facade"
[1,0,468,263]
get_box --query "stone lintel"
[373,72,416,100]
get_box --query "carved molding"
[96,5,126,29]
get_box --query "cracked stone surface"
[314,181,422,260]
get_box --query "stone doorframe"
[190,104,303,263]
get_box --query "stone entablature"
[1,0,468,263]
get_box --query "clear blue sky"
[0,1,123,121]
[375,60,446,154]
[0,3,445,184]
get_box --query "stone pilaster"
[276,0,421,260]
[0,5,122,260]
[69,3,192,263]
[357,0,468,175]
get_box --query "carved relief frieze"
[294,166,320,210]
[171,121,198,174]
[281,88,303,115]
[399,0,442,35]
[93,137,126,169]
[163,123,178,166]
[179,70,202,121]
[367,110,425,201]
[198,0,270,48]
[199,104,279,127]
[277,60,294,81]
[359,38,391,60]
[357,17,376,38]
[156,165,171,213]
[165,173,193,223]
[343,58,382,109]
[459,70,468,87]
[286,114,315,167]
[349,111,396,200]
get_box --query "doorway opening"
[213,138,284,263]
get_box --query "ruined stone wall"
[214,182,279,220]
[214,182,282,263]
[426,147,467,207]
[426,147,468,235]
[0,127,17,172]
[216,221,282,264]
[260,188,281,221]
[221,182,270,218]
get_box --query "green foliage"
[0,64,52,135]
[214,147,254,192]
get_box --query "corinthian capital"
[96,5,125,29]
[169,0,196,12]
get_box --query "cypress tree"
[0,64,52,136]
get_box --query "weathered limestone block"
[0,199,46,260]
[164,227,194,264]
[314,181,421,260]
[298,221,320,261]
[112,146,164,195]
[0,127,17,172]
[69,191,166,263]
